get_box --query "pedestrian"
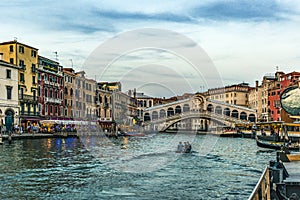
[177,142,184,152]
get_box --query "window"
[65,99,68,106]
[38,86,40,96]
[38,72,41,80]
[32,76,36,84]
[45,88,48,97]
[20,73,25,83]
[33,90,36,101]
[10,58,14,64]
[19,60,25,69]
[31,50,36,57]
[32,64,36,73]
[6,69,11,79]
[6,86,12,100]
[20,88,24,99]
[21,103,24,114]
[9,45,13,52]
[19,46,24,54]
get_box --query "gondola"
[256,137,300,151]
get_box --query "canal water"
[0,133,275,199]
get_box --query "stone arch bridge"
[143,93,256,132]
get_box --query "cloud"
[191,0,285,21]
[92,9,195,23]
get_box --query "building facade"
[63,68,76,119]
[96,82,113,130]
[37,56,64,120]
[74,71,97,120]
[136,92,154,121]
[0,40,39,124]
[0,60,20,131]
[268,71,300,121]
[204,83,250,107]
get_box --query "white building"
[0,59,20,131]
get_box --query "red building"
[268,71,300,121]
[38,56,65,120]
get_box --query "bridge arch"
[144,112,151,121]
[175,105,182,114]
[167,107,174,117]
[223,108,230,116]
[249,114,256,122]
[240,112,247,120]
[159,109,166,118]
[183,104,190,112]
[207,104,214,112]
[152,111,158,120]
[231,110,239,118]
[215,106,222,115]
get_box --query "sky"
[1,0,300,97]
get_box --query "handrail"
[248,166,271,200]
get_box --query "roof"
[0,60,20,70]
[0,40,39,50]
[136,92,152,99]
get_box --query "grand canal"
[0,133,275,199]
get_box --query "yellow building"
[204,83,250,107]
[0,40,39,124]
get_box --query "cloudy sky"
[1,0,300,97]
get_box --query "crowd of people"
[0,123,77,135]
[177,141,192,153]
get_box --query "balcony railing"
[19,94,37,103]
[45,97,61,104]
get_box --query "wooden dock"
[284,161,300,197]
[249,157,300,199]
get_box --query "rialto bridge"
[143,93,257,132]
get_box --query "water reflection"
[0,135,275,199]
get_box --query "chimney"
[133,88,136,98]
[255,80,259,88]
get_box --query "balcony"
[103,103,110,109]
[44,80,50,85]
[20,65,26,70]
[19,94,37,103]
[45,97,61,104]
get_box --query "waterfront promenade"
[0,132,78,141]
